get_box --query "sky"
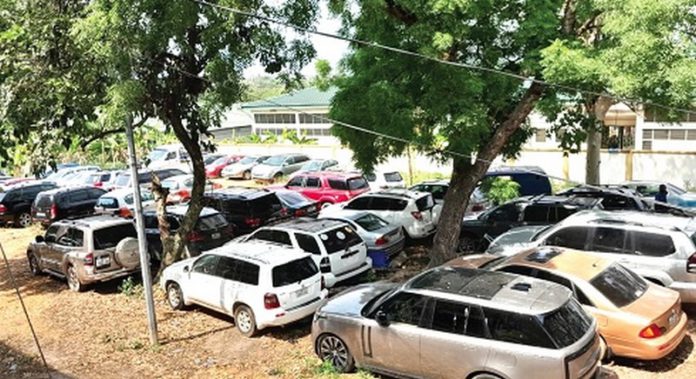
[243,3,349,79]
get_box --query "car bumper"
[324,259,372,288]
[222,171,245,179]
[369,237,406,257]
[257,290,328,330]
[406,223,437,239]
[0,214,14,223]
[608,312,687,360]
[80,266,141,285]
[667,281,696,303]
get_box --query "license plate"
[212,232,221,240]
[669,312,678,326]
[96,256,110,267]
[36,212,45,218]
[295,286,309,297]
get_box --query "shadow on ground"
[0,341,74,379]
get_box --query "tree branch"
[385,0,418,26]
[562,0,577,35]
[79,116,148,149]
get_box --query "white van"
[146,144,192,173]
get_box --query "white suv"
[495,210,696,303]
[236,219,372,288]
[160,241,328,336]
[320,189,438,239]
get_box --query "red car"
[283,171,370,206]
[205,155,243,178]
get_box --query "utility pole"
[125,113,159,345]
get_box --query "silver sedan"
[319,212,405,257]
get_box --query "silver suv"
[499,210,696,303]
[251,154,311,182]
[27,216,141,291]
[312,266,602,379]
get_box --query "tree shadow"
[0,256,65,298]
[612,335,694,372]
[0,341,75,379]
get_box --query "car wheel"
[316,334,355,373]
[66,265,84,292]
[166,282,185,310]
[272,173,283,183]
[243,171,251,180]
[15,212,32,228]
[234,305,258,337]
[472,373,501,379]
[28,254,42,276]
[600,336,613,362]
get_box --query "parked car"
[84,171,114,188]
[449,247,687,360]
[620,180,696,208]
[319,212,405,257]
[26,216,141,291]
[206,155,243,178]
[251,154,311,182]
[0,181,58,227]
[236,218,372,288]
[203,153,226,166]
[0,177,32,187]
[45,166,101,186]
[499,210,696,303]
[321,190,438,239]
[484,166,553,196]
[457,195,600,252]
[143,205,235,261]
[202,187,288,234]
[557,185,648,211]
[94,188,155,218]
[160,174,221,204]
[161,240,328,336]
[312,266,601,378]
[111,168,186,190]
[297,159,339,173]
[410,180,489,213]
[272,189,319,218]
[61,171,98,187]
[31,186,107,226]
[485,225,551,255]
[146,144,191,173]
[284,171,370,206]
[364,170,405,190]
[221,156,270,180]
[102,170,127,191]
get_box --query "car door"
[218,258,260,314]
[483,202,523,238]
[66,190,89,217]
[286,175,306,195]
[291,155,310,172]
[53,227,84,272]
[585,226,632,265]
[215,256,241,312]
[281,156,296,175]
[186,254,223,309]
[303,176,322,200]
[37,225,62,271]
[363,291,427,377]
[420,301,491,378]
[623,230,677,278]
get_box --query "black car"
[273,189,319,218]
[458,195,600,252]
[31,186,107,226]
[556,185,648,211]
[0,181,58,227]
[202,187,289,234]
[143,205,235,260]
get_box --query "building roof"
[241,87,337,110]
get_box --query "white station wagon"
[161,240,328,336]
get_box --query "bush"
[480,177,520,205]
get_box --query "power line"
[193,0,696,118]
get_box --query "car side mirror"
[35,235,45,243]
[375,310,389,327]
[183,265,190,273]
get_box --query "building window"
[298,127,332,137]
[653,129,669,140]
[644,106,693,123]
[671,129,686,140]
[255,127,285,136]
[642,141,652,150]
[688,130,696,140]
[254,113,296,124]
[299,113,329,124]
[642,129,653,140]
[534,129,546,143]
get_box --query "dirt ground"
[1,226,696,379]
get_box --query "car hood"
[487,242,537,256]
[444,254,499,269]
[319,282,397,318]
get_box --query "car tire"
[243,171,251,180]
[66,265,85,292]
[316,334,355,373]
[600,336,613,362]
[234,305,258,337]
[28,253,42,276]
[472,373,501,379]
[166,282,185,310]
[272,172,283,183]
[15,212,32,228]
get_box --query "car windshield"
[272,257,318,287]
[491,227,543,248]
[277,191,309,206]
[540,299,593,348]
[384,172,403,182]
[239,156,256,164]
[264,156,286,166]
[115,174,131,187]
[354,213,388,232]
[302,161,323,171]
[148,149,169,162]
[196,214,228,231]
[211,156,229,166]
[93,223,138,250]
[590,263,648,307]
[320,225,363,253]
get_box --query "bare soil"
[1,226,695,378]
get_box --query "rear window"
[272,257,318,287]
[348,177,369,190]
[196,214,228,231]
[320,226,363,253]
[328,178,348,190]
[277,191,309,206]
[590,264,648,307]
[416,195,434,211]
[97,197,119,209]
[632,231,676,257]
[35,194,54,208]
[384,172,403,182]
[540,299,593,348]
[354,213,389,232]
[248,194,282,215]
[93,223,138,250]
[523,205,549,223]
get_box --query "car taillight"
[83,252,94,266]
[264,293,280,309]
[119,207,132,218]
[411,211,423,221]
[0,204,6,214]
[244,217,261,228]
[687,252,696,273]
[187,231,205,242]
[319,257,331,273]
[375,235,389,245]
[639,323,664,339]
[212,183,222,189]
[295,208,306,217]
[94,182,103,188]
[50,204,58,219]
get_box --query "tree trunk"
[585,96,613,185]
[429,82,545,266]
